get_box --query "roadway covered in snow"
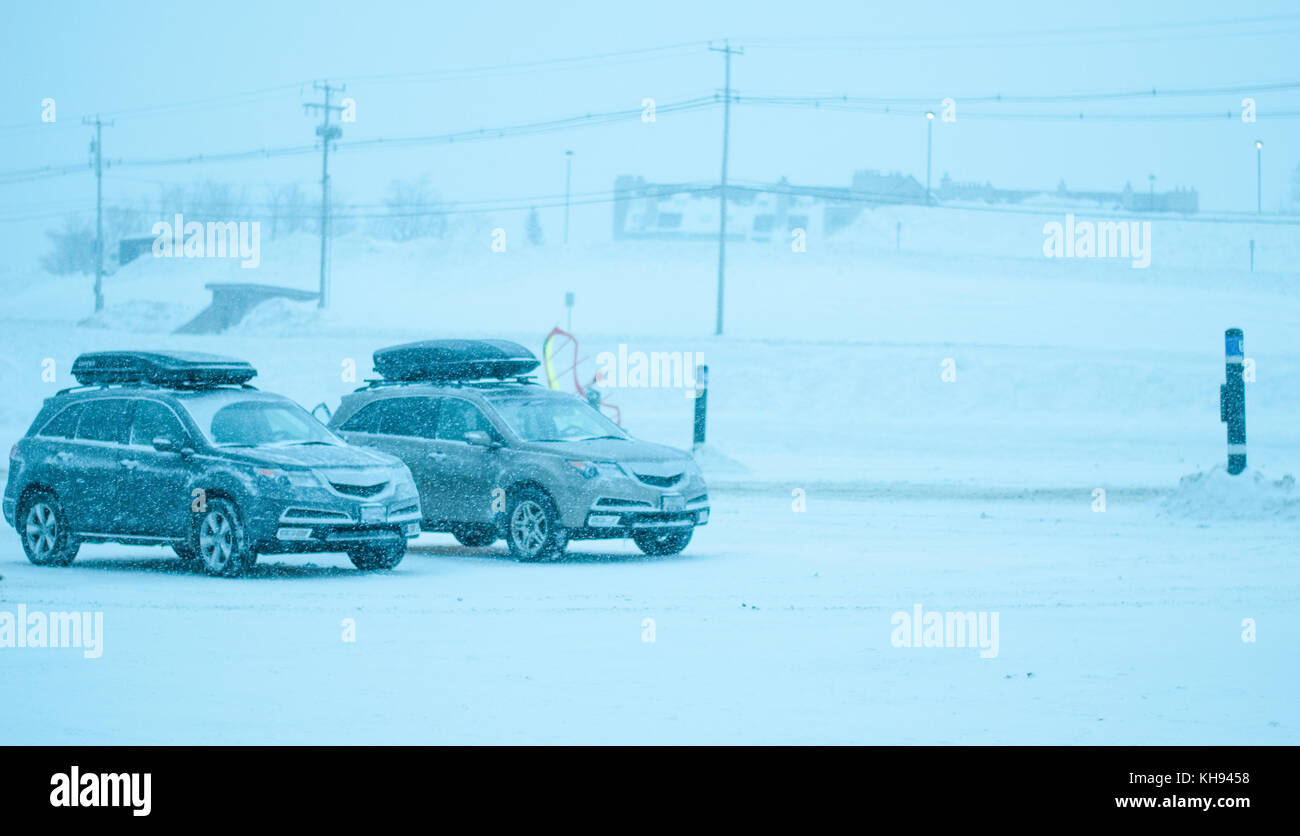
[1,230,1297,743]
[0,484,1294,744]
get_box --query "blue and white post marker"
[1220,328,1247,475]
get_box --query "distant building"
[119,236,156,266]
[1047,179,1198,214]
[612,170,1199,240]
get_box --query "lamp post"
[1148,174,1155,211]
[925,111,935,205]
[564,150,574,244]
[1255,140,1263,215]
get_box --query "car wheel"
[506,488,567,562]
[17,492,79,566]
[193,498,253,578]
[348,540,405,570]
[632,528,693,556]
[450,524,497,548]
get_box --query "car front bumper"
[567,495,709,540]
[250,497,423,552]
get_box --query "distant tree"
[267,183,310,238]
[525,207,544,245]
[373,176,445,242]
[40,215,95,275]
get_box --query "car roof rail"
[354,376,539,393]
[53,381,259,397]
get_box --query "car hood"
[217,443,403,471]
[519,437,692,466]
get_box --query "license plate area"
[360,505,385,523]
[660,494,685,512]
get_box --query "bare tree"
[372,176,446,242]
[40,215,95,275]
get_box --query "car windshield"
[187,399,341,447]
[489,396,627,442]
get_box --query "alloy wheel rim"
[24,503,56,559]
[199,510,235,569]
[510,501,547,555]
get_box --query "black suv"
[3,351,421,576]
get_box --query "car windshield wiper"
[270,440,336,447]
[580,435,627,441]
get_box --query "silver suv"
[326,341,709,561]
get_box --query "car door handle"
[427,451,447,459]
[54,451,73,461]
[122,459,141,470]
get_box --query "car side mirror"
[464,430,499,448]
[152,436,177,453]
[311,402,333,424]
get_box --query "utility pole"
[924,111,935,205]
[1255,140,1263,214]
[304,82,345,309]
[564,150,573,245]
[710,40,742,336]
[82,115,113,312]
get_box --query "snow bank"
[1161,466,1300,520]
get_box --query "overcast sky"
[2,0,1298,268]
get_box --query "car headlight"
[566,460,624,479]
[393,466,418,491]
[254,467,323,489]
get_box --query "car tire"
[506,488,567,562]
[632,528,693,556]
[348,540,405,570]
[17,491,79,567]
[192,498,254,578]
[450,524,497,548]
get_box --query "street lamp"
[1255,140,1263,215]
[925,111,935,205]
[564,150,574,244]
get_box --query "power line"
[736,13,1300,50]
[737,80,1300,106]
[737,97,1300,121]
[339,41,709,88]
[101,94,719,170]
[0,41,711,135]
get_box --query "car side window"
[341,397,438,438]
[76,399,133,445]
[436,399,498,442]
[381,397,439,438]
[38,402,87,439]
[339,401,382,433]
[129,400,187,447]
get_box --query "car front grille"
[282,507,352,522]
[633,472,683,488]
[595,497,654,508]
[330,481,387,498]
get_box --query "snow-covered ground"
[0,217,1296,744]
